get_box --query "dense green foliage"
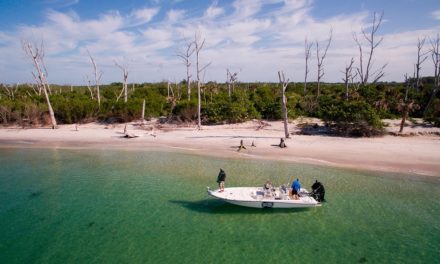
[0,78,439,136]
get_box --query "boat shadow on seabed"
[169,199,313,214]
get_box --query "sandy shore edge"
[1,120,439,177]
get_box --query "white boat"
[207,186,321,208]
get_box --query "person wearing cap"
[216,169,226,192]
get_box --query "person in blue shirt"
[291,178,301,200]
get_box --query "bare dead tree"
[226,68,239,97]
[166,80,175,98]
[353,11,387,85]
[2,84,14,100]
[83,75,94,100]
[316,28,332,97]
[22,40,57,129]
[114,60,129,103]
[415,37,428,89]
[87,49,102,107]
[278,71,290,139]
[141,99,146,122]
[177,39,195,101]
[194,32,211,129]
[424,33,440,115]
[304,38,313,95]
[404,73,410,101]
[31,72,42,95]
[342,57,355,100]
[26,83,39,96]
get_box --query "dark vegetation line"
[0,78,439,137]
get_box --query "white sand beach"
[1,119,439,177]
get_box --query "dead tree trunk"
[342,58,355,100]
[227,69,238,98]
[87,50,102,107]
[177,40,195,101]
[141,99,146,122]
[278,71,290,139]
[22,40,57,129]
[304,38,313,95]
[353,12,387,85]
[404,73,410,101]
[316,29,332,97]
[415,37,428,89]
[115,61,128,103]
[84,75,94,100]
[424,34,440,115]
[194,33,211,129]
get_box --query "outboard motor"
[311,180,325,202]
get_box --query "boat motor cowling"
[311,180,325,202]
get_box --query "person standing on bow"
[217,169,226,192]
[291,178,301,200]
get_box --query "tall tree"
[87,49,102,107]
[353,11,387,84]
[278,71,290,139]
[304,38,313,95]
[316,28,332,97]
[22,40,57,129]
[177,39,195,101]
[194,32,211,129]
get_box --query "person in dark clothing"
[216,169,226,192]
[311,180,325,202]
[279,138,287,148]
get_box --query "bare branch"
[177,38,195,101]
[114,60,129,103]
[316,28,333,97]
[304,37,313,95]
[355,11,387,84]
[87,49,102,107]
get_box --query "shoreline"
[1,120,440,177]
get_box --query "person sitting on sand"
[291,178,301,200]
[216,169,226,192]
[279,138,287,148]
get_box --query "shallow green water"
[0,148,439,264]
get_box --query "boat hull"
[207,187,320,208]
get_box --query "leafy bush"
[319,98,384,137]
[173,99,198,122]
[424,98,440,127]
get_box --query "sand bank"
[1,119,439,177]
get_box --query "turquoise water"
[0,148,439,264]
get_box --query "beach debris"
[279,138,287,148]
[123,133,139,138]
[255,120,270,130]
[238,139,247,151]
[251,140,256,147]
